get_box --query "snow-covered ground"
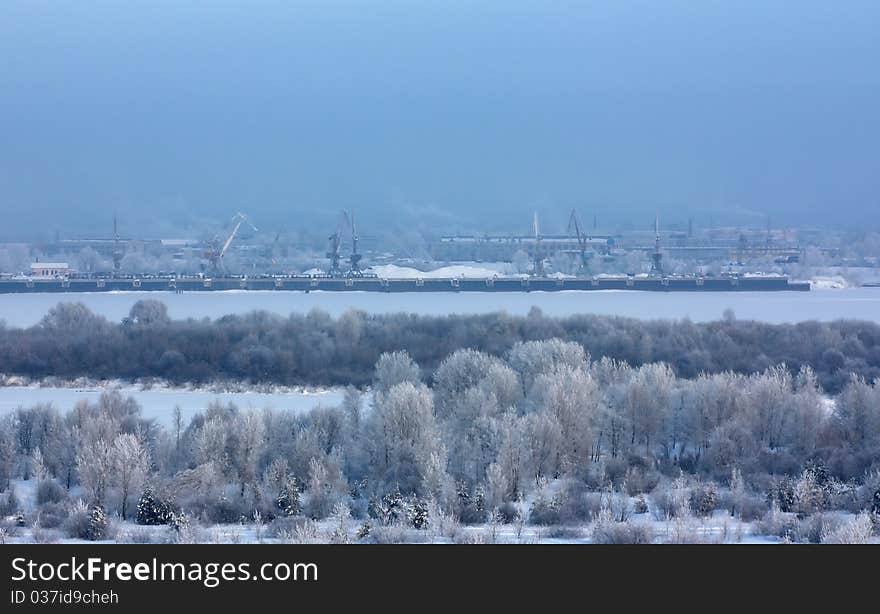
[0,378,348,426]
[808,276,849,290]
[368,263,525,279]
[5,477,874,545]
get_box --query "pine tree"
[408,498,429,530]
[86,504,108,541]
[456,481,470,507]
[382,489,404,524]
[170,511,189,534]
[276,477,301,517]
[369,489,404,525]
[136,487,175,525]
[804,459,830,489]
[474,486,486,514]
[769,478,796,513]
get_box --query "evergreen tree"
[136,487,175,525]
[456,481,470,507]
[86,504,108,541]
[474,486,486,514]
[276,477,301,516]
[369,489,404,525]
[408,498,429,530]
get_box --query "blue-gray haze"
[1,1,878,239]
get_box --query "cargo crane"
[112,213,124,275]
[326,210,363,277]
[347,210,363,277]
[532,211,544,277]
[206,212,257,273]
[650,216,663,274]
[326,212,346,276]
[567,209,593,274]
[270,230,283,266]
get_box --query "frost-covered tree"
[834,375,880,448]
[507,338,589,396]
[443,385,501,485]
[40,302,110,332]
[785,366,827,456]
[341,387,370,481]
[110,433,151,520]
[374,351,421,396]
[197,417,231,469]
[128,299,171,326]
[494,413,526,501]
[527,365,600,473]
[743,365,792,451]
[433,349,506,419]
[232,410,265,497]
[76,439,113,505]
[521,411,563,483]
[0,416,16,491]
[368,382,442,494]
[625,362,675,457]
[305,454,347,519]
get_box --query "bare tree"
[76,440,113,505]
[110,433,151,520]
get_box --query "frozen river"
[0,287,879,327]
[0,385,347,426]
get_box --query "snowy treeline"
[2,300,880,393]
[1,340,878,544]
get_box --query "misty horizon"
[2,1,879,241]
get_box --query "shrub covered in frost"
[592,521,653,544]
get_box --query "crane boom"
[567,209,591,273]
[220,219,243,259]
[532,211,544,276]
[206,212,257,273]
[346,210,362,275]
[567,210,584,248]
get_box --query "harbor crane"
[326,210,363,277]
[270,230,283,266]
[532,211,544,277]
[206,212,257,273]
[327,212,346,275]
[347,210,363,276]
[567,209,593,274]
[112,212,124,274]
[650,216,663,274]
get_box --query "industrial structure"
[204,212,257,273]
[650,216,663,274]
[566,210,599,274]
[112,213,123,274]
[0,273,810,294]
[326,210,364,277]
[532,212,544,276]
[23,205,808,282]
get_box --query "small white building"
[30,262,72,278]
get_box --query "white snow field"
[2,287,880,328]
[0,381,346,426]
[5,477,876,545]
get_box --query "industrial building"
[30,262,72,278]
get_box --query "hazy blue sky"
[1,1,878,239]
